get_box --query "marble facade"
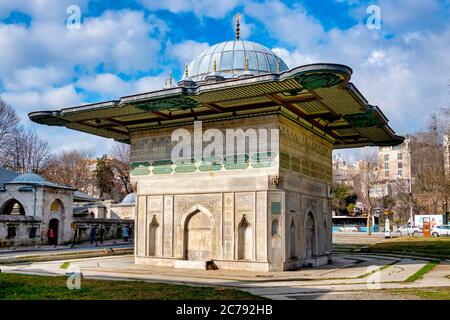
[131,115,332,271]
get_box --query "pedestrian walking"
[122,226,129,243]
[98,226,105,245]
[90,226,98,246]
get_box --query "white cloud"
[0,9,165,81]
[377,0,446,32]
[166,40,210,68]
[0,8,168,117]
[134,75,166,93]
[77,74,131,97]
[244,1,325,50]
[366,49,387,66]
[244,0,450,135]
[31,125,116,156]
[77,73,166,98]
[2,85,82,121]
[139,0,241,18]
[0,0,89,22]
[272,47,316,69]
[3,66,67,91]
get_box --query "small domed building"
[29,16,403,270]
[0,169,135,247]
[110,192,136,220]
[0,172,75,246]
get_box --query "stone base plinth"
[283,254,331,270]
[174,260,207,270]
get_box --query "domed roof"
[120,193,136,205]
[186,40,289,82]
[6,172,75,190]
[11,173,50,184]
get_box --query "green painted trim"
[130,161,151,176]
[152,160,173,166]
[344,109,384,128]
[271,202,282,215]
[224,154,249,170]
[251,161,277,168]
[152,167,173,174]
[174,164,197,173]
[134,96,197,112]
[294,72,343,90]
[198,164,223,171]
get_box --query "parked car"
[337,226,358,233]
[431,225,450,237]
[396,224,422,236]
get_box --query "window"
[266,54,277,72]
[198,55,211,74]
[271,219,279,236]
[7,226,16,239]
[29,227,37,239]
[385,171,390,177]
[384,154,389,161]
[398,162,403,169]
[397,153,403,160]
[384,163,389,169]
[398,170,403,177]
[221,51,233,70]
[256,52,268,71]
[233,50,244,69]
[246,51,257,70]
[51,200,61,212]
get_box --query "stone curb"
[0,248,134,264]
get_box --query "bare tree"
[2,128,53,174]
[352,148,382,235]
[109,142,134,197]
[0,98,20,163]
[390,178,412,224]
[409,113,450,215]
[43,149,95,192]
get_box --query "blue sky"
[0,0,449,161]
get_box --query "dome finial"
[235,13,240,40]
[213,60,217,72]
[184,64,189,79]
[169,70,173,85]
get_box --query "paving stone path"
[1,252,449,300]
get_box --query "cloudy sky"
[0,0,449,160]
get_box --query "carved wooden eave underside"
[28,63,404,149]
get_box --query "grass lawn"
[368,237,450,258]
[405,261,439,282]
[384,287,450,300]
[0,273,262,300]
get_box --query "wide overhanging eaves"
[28,63,404,148]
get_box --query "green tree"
[347,203,356,215]
[94,155,115,199]
[331,184,356,215]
